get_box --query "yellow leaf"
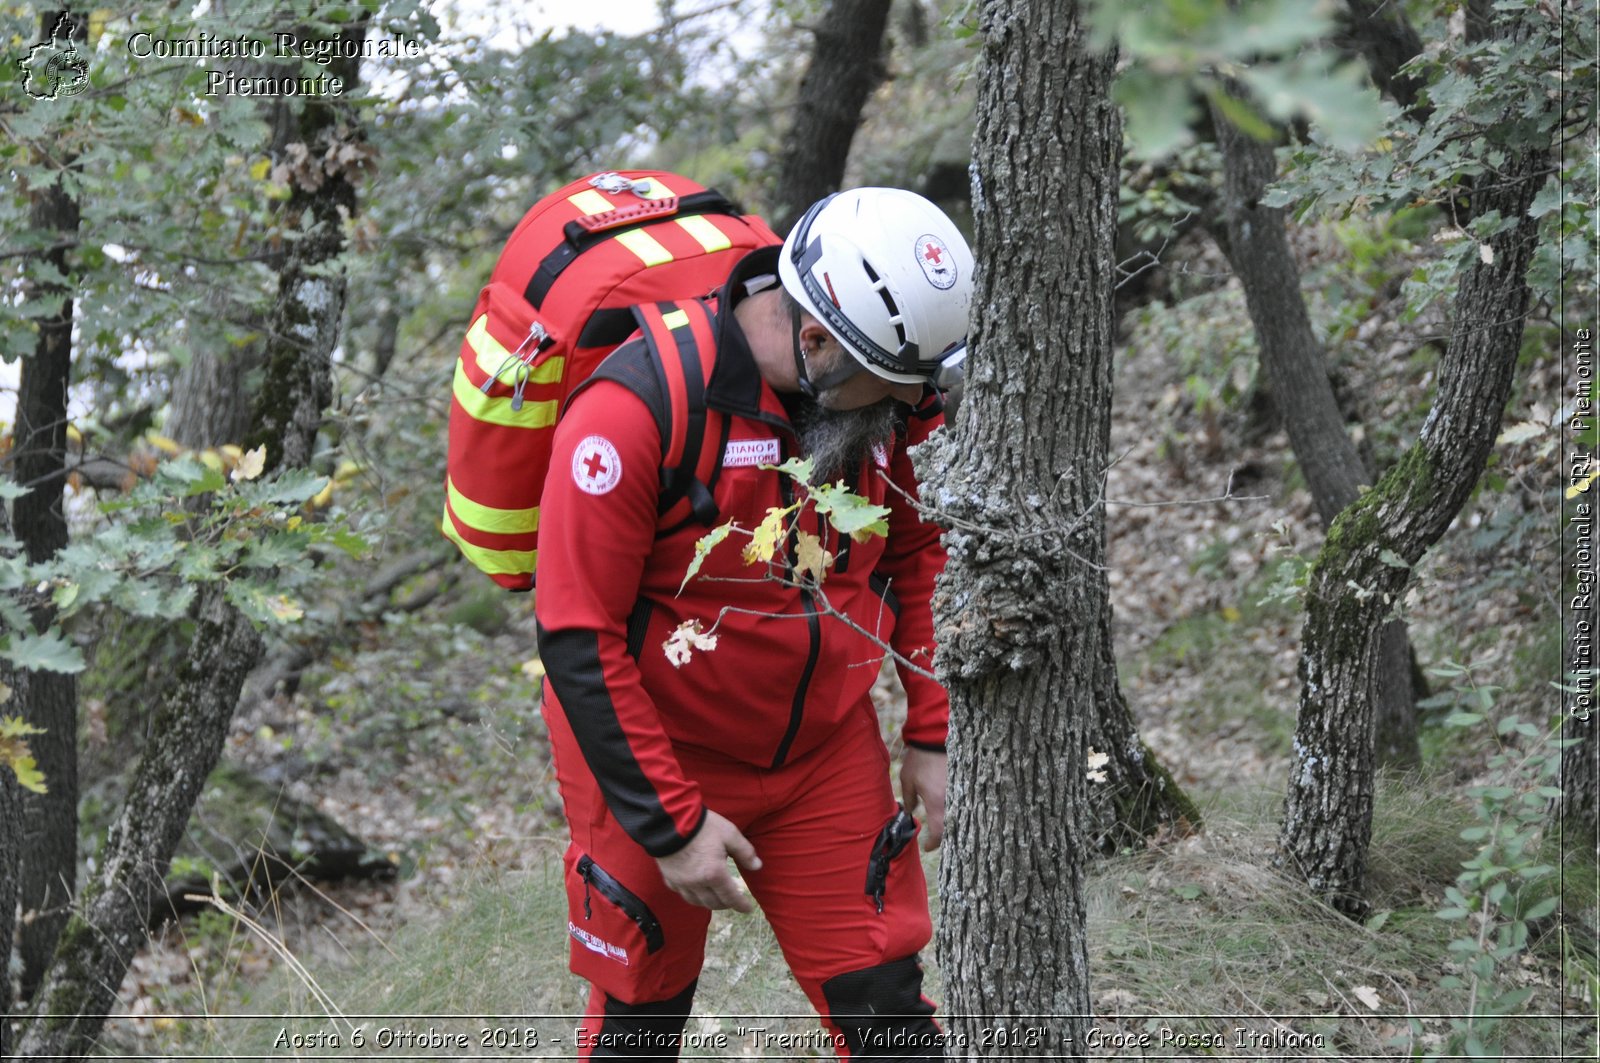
[0,681,10,705]
[65,424,82,447]
[10,753,45,794]
[1221,605,1241,623]
[266,595,303,622]
[146,432,182,456]
[520,657,546,681]
[742,505,796,566]
[794,531,834,584]
[220,444,244,462]
[309,480,335,508]
[231,444,267,482]
[0,718,46,794]
[198,449,224,473]
[249,158,271,181]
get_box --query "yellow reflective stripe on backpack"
[465,315,565,385]
[452,361,558,429]
[614,228,673,267]
[441,506,537,575]
[676,214,731,253]
[567,189,613,215]
[447,477,539,535]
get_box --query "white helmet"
[777,187,974,389]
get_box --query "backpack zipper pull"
[590,171,653,198]
[514,321,548,364]
[481,354,519,394]
[510,363,531,411]
[478,322,548,396]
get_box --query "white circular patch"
[572,435,623,495]
[914,234,957,290]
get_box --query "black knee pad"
[821,956,943,1060]
[591,979,697,1060]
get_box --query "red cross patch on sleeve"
[572,435,623,495]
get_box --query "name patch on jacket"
[722,437,782,467]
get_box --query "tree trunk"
[911,0,1116,1051]
[1278,96,1548,917]
[1209,97,1423,769]
[168,55,295,450]
[15,25,366,1056]
[770,0,893,235]
[15,586,262,1058]
[1335,0,1427,117]
[1088,600,1202,849]
[12,8,86,1002]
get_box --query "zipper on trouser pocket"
[864,805,918,914]
[577,853,665,954]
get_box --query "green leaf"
[1522,896,1558,920]
[679,523,733,595]
[1115,69,1197,160]
[1444,711,1484,728]
[1206,85,1276,143]
[1527,177,1563,219]
[765,456,814,484]
[808,483,891,543]
[251,469,330,506]
[1377,549,1410,569]
[3,630,86,674]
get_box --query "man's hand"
[656,809,762,912]
[899,747,947,851]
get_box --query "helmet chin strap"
[791,301,819,400]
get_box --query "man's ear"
[798,319,833,357]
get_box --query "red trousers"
[546,696,935,1055]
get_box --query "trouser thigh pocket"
[564,848,669,992]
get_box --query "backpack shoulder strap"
[578,300,724,529]
[632,299,723,529]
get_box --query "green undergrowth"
[152,779,1593,1060]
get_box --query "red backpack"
[443,171,782,589]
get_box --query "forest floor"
[102,230,1592,1060]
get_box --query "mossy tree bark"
[11,7,87,1004]
[1210,99,1423,769]
[15,26,367,1057]
[911,0,1130,1050]
[770,0,892,235]
[1277,79,1549,916]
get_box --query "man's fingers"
[901,770,921,816]
[920,809,944,851]
[728,837,761,873]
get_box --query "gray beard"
[796,400,900,484]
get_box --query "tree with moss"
[1275,6,1576,915]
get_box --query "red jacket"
[536,250,949,857]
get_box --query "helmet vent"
[860,260,909,350]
